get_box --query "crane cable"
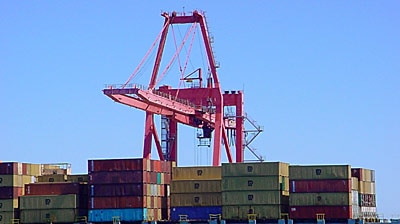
[154,22,196,88]
[122,18,170,88]
[175,23,197,101]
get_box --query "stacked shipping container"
[221,162,290,220]
[88,158,172,222]
[0,162,40,224]
[351,168,377,220]
[170,166,222,221]
[289,165,354,220]
[20,182,88,223]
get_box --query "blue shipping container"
[171,206,222,221]
[89,208,147,222]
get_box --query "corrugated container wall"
[221,162,290,220]
[289,165,351,180]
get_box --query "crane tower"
[103,11,260,166]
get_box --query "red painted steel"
[25,182,87,195]
[89,196,146,209]
[88,158,150,173]
[0,187,23,199]
[90,183,146,197]
[290,179,351,193]
[289,205,352,219]
[89,171,150,184]
[102,11,246,166]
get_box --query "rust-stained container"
[289,165,351,180]
[289,205,352,219]
[89,170,150,184]
[171,180,221,193]
[289,192,351,206]
[222,205,288,220]
[0,163,22,175]
[0,187,23,199]
[88,158,151,173]
[25,182,87,196]
[89,196,146,209]
[19,194,80,210]
[41,163,71,176]
[172,167,221,180]
[170,193,221,207]
[20,209,84,223]
[290,179,351,193]
[37,174,67,183]
[0,199,18,212]
[223,176,287,192]
[89,183,145,197]
[222,162,289,177]
[0,175,34,187]
[222,191,286,205]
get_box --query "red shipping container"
[0,187,23,199]
[89,196,146,209]
[89,170,150,184]
[289,206,352,219]
[351,168,362,180]
[88,158,149,173]
[150,172,158,184]
[164,173,171,184]
[0,162,21,175]
[25,182,87,195]
[90,183,146,197]
[290,179,351,193]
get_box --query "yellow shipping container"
[0,175,34,187]
[289,165,351,180]
[222,162,289,177]
[171,180,221,193]
[172,166,221,180]
[26,164,42,176]
[0,199,18,212]
[170,193,221,206]
[352,177,359,191]
[359,181,375,194]
[289,192,351,206]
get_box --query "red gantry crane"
[103,11,263,166]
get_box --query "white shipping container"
[352,205,360,219]
[352,190,359,206]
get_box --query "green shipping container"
[222,176,288,191]
[67,174,88,183]
[0,211,18,224]
[222,191,287,205]
[222,205,288,220]
[289,165,351,180]
[20,209,80,223]
[0,199,18,212]
[289,192,351,206]
[170,193,221,206]
[172,167,221,180]
[171,180,221,193]
[20,194,79,210]
[222,162,289,177]
[0,175,34,187]
[37,174,67,183]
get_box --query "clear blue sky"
[1,1,399,217]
